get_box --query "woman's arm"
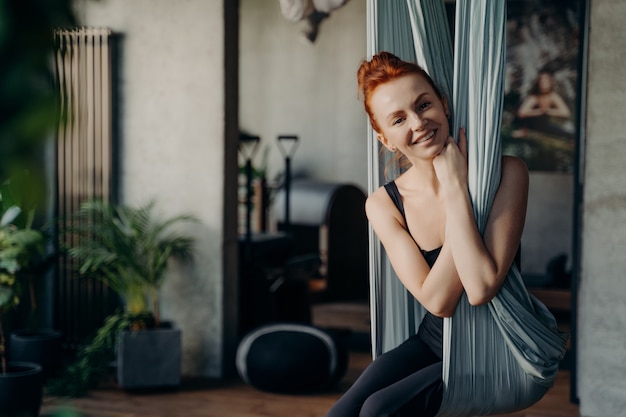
[366,190,464,317]
[517,95,543,118]
[435,141,529,305]
[545,92,571,118]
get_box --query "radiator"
[53,27,120,349]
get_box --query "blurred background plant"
[0,173,56,331]
[0,0,75,204]
[0,202,45,373]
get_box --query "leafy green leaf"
[60,199,197,324]
[0,206,20,226]
[0,285,15,309]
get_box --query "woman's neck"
[398,161,441,195]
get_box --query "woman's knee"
[359,393,395,417]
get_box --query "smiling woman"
[353,1,571,416]
[325,50,534,417]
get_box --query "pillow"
[236,323,348,393]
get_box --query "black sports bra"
[384,181,442,268]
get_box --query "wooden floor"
[42,357,578,417]
[42,302,579,417]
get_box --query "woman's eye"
[417,101,431,111]
[392,117,405,126]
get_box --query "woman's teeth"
[415,131,435,144]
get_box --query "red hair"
[357,51,443,133]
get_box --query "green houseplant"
[51,199,196,395]
[0,205,46,416]
[0,175,62,382]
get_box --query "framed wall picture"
[502,0,583,173]
[501,0,585,172]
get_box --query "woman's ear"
[376,132,396,152]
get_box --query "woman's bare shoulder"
[365,185,391,214]
[366,184,403,223]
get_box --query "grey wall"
[578,1,626,415]
[239,0,368,193]
[523,173,574,278]
[74,0,238,378]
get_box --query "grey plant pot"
[116,326,181,390]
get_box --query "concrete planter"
[116,326,182,390]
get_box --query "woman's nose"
[409,112,425,131]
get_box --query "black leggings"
[326,334,443,417]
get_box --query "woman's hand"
[433,128,468,192]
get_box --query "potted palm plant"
[0,205,46,417]
[53,199,196,394]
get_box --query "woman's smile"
[412,129,436,145]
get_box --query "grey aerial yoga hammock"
[366,1,569,416]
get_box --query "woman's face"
[370,73,449,160]
[537,72,554,94]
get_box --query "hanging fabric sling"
[366,1,569,416]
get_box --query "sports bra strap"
[384,181,406,222]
